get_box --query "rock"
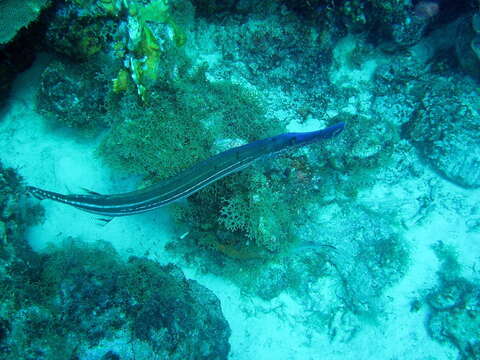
[455,14,480,80]
[426,278,480,359]
[405,75,480,188]
[36,60,110,131]
[1,240,231,359]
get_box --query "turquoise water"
[0,1,479,359]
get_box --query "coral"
[99,81,212,180]
[100,65,320,256]
[215,11,333,89]
[105,0,190,100]
[0,0,48,107]
[36,60,110,132]
[309,113,399,180]
[174,112,355,259]
[404,75,480,188]
[249,263,290,300]
[279,0,471,50]
[0,162,42,268]
[425,242,480,359]
[177,151,316,257]
[99,69,273,179]
[1,239,231,359]
[219,193,249,232]
[171,200,409,340]
[0,0,50,44]
[46,0,192,101]
[281,0,410,36]
[101,69,286,256]
[45,4,116,60]
[0,163,45,358]
[217,170,297,253]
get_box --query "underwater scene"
[0,0,480,359]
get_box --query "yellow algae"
[112,69,130,93]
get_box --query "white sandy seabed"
[0,57,478,360]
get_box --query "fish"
[27,122,345,217]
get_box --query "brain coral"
[0,0,50,44]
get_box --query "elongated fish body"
[27,122,345,217]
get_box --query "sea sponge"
[0,0,50,44]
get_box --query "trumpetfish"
[27,122,345,217]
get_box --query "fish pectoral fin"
[81,187,103,196]
[96,217,114,226]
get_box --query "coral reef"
[0,157,235,359]
[0,3,47,109]
[212,8,334,91]
[190,161,307,253]
[425,242,480,359]
[99,67,309,253]
[7,0,480,353]
[3,0,480,356]
[43,0,193,101]
[44,3,117,60]
[99,68,273,178]
[280,0,413,39]
[36,60,110,131]
[170,199,409,340]
[0,163,44,357]
[405,74,480,188]
[0,162,230,359]
[1,238,231,359]
[0,162,42,267]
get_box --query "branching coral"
[100,68,275,180]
